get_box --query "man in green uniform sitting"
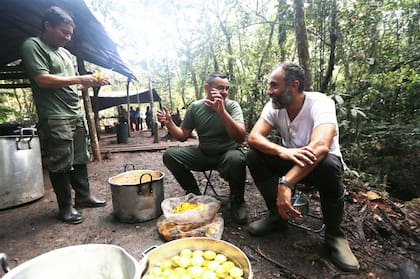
[21,6,108,224]
[157,73,249,224]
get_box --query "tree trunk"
[293,0,313,91]
[218,19,236,99]
[320,0,338,93]
[247,20,277,130]
[76,58,101,162]
[185,44,200,100]
[277,0,288,62]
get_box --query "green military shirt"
[182,99,244,155]
[21,37,82,120]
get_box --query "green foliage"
[2,0,417,198]
[0,92,14,122]
[343,168,388,193]
[0,88,36,124]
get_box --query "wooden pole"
[77,57,101,162]
[165,49,173,113]
[92,86,101,140]
[146,55,159,143]
[126,78,131,137]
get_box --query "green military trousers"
[163,146,246,200]
[38,117,90,173]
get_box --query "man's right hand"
[79,74,110,88]
[157,106,171,126]
[278,146,317,168]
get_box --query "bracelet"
[278,176,294,190]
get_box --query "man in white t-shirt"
[246,62,359,271]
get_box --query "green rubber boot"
[71,164,106,208]
[49,171,83,224]
[322,195,359,271]
[248,176,287,236]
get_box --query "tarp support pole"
[92,86,101,141]
[126,78,131,137]
[77,57,101,162]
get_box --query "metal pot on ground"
[108,165,165,223]
[0,127,44,210]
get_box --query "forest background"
[1,0,419,202]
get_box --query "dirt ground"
[0,128,418,278]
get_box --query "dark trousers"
[246,148,344,204]
[163,146,246,200]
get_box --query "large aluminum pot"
[1,244,140,279]
[139,237,253,279]
[0,128,44,210]
[108,166,165,223]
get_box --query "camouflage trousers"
[38,117,90,173]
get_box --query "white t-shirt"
[261,91,342,158]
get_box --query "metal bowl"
[1,244,141,279]
[139,237,253,278]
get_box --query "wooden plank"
[0,72,27,79]
[0,83,31,89]
[0,65,25,72]
[100,141,196,153]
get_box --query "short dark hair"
[41,6,75,32]
[205,73,228,85]
[274,62,305,92]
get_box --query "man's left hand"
[204,89,225,113]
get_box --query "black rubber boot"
[230,195,249,224]
[248,176,287,236]
[71,164,106,208]
[322,195,360,271]
[49,171,83,224]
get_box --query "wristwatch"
[278,176,294,190]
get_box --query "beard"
[271,86,292,109]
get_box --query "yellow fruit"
[174,267,187,274]
[94,72,103,79]
[214,265,227,278]
[202,270,217,279]
[229,266,244,277]
[207,260,220,271]
[149,266,162,276]
[192,250,203,258]
[160,259,173,270]
[222,261,235,272]
[187,266,204,278]
[161,269,173,279]
[180,249,193,258]
[173,202,204,213]
[191,255,205,266]
[214,254,227,263]
[203,250,216,260]
[177,256,191,268]
[171,255,181,267]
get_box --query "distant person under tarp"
[118,105,128,124]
